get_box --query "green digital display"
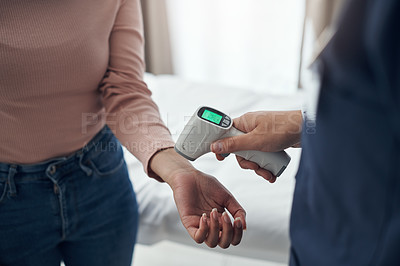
[201,109,223,124]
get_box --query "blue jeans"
[0,126,139,266]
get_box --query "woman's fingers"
[205,208,221,248]
[192,206,245,248]
[201,209,244,248]
[193,213,209,244]
[232,217,243,246]
[218,212,234,249]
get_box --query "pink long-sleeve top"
[0,0,174,176]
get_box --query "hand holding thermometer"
[175,107,291,177]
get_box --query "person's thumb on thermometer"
[211,134,253,155]
[210,114,259,158]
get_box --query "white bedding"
[124,74,303,263]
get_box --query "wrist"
[149,147,198,188]
[277,110,302,146]
[255,110,302,151]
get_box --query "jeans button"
[49,165,57,175]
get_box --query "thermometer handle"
[224,127,291,177]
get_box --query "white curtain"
[141,0,174,75]
[165,0,305,95]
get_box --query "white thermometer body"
[175,107,291,177]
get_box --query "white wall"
[166,0,305,95]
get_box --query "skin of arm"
[210,110,303,182]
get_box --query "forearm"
[99,0,176,178]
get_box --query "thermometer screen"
[201,109,223,124]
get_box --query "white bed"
[124,74,303,264]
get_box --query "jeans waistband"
[0,126,114,174]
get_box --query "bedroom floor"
[59,240,287,266]
[133,241,287,266]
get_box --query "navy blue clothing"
[0,126,139,266]
[290,0,400,265]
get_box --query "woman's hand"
[150,148,246,248]
[210,110,303,182]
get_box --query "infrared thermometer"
[175,106,291,177]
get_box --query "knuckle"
[226,137,237,150]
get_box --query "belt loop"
[77,150,92,176]
[7,165,17,197]
[0,178,8,202]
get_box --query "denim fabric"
[0,126,139,266]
